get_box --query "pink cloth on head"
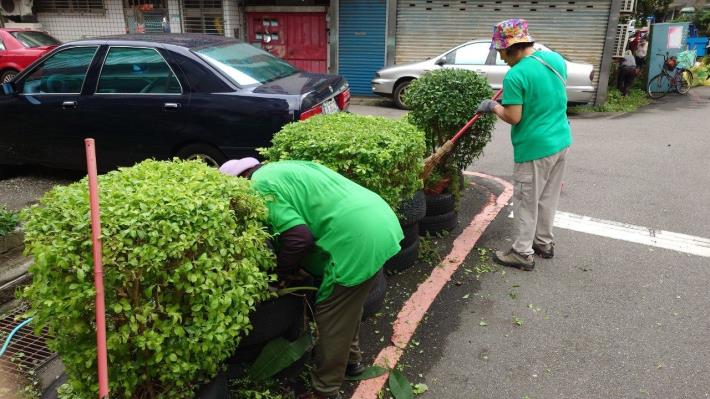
[218,157,260,176]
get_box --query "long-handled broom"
[421,89,503,180]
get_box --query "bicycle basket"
[664,57,678,71]
[676,50,696,70]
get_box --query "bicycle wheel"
[676,69,693,95]
[647,73,670,99]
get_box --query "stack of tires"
[384,190,427,274]
[420,190,458,236]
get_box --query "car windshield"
[194,42,298,86]
[11,31,60,48]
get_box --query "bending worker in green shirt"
[476,19,572,271]
[220,158,403,399]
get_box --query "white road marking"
[508,207,710,257]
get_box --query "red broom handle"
[449,89,503,144]
[85,138,110,399]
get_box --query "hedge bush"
[405,69,495,176]
[20,160,276,399]
[259,113,425,210]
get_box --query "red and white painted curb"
[351,172,513,399]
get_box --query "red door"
[246,12,327,73]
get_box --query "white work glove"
[476,99,500,114]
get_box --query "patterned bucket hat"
[491,18,535,50]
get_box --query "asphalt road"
[353,90,710,398]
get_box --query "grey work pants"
[512,148,569,256]
[311,272,378,395]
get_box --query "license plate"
[322,99,339,114]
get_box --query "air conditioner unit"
[0,0,34,17]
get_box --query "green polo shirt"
[502,50,572,163]
[251,161,403,302]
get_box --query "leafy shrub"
[21,160,276,399]
[404,69,495,182]
[0,205,19,236]
[260,113,425,210]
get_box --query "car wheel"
[0,70,18,84]
[175,144,226,168]
[393,80,413,110]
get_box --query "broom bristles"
[422,140,455,180]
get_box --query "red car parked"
[0,28,61,83]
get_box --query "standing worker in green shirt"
[476,19,572,271]
[220,158,403,399]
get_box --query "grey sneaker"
[532,242,555,259]
[493,249,535,271]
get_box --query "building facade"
[1,0,624,102]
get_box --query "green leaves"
[20,159,276,398]
[388,369,414,399]
[259,113,425,211]
[0,205,18,236]
[247,334,314,381]
[344,365,388,381]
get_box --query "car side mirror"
[435,58,447,66]
[1,82,15,96]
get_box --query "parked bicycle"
[647,52,694,99]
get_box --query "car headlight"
[374,72,381,79]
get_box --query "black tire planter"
[399,222,419,249]
[397,190,426,227]
[384,238,420,273]
[425,192,455,217]
[420,211,458,236]
[363,269,387,318]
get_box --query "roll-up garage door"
[339,0,387,95]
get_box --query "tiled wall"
[222,0,241,39]
[167,0,183,33]
[37,1,126,42]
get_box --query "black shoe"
[346,362,365,377]
[532,243,554,259]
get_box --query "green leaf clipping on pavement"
[388,369,414,399]
[344,365,388,381]
[248,333,314,381]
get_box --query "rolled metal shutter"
[395,0,612,91]
[339,0,387,95]
[183,0,224,35]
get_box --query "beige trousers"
[311,273,377,395]
[512,148,569,256]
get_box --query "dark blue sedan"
[0,34,350,172]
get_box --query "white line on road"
[509,209,710,257]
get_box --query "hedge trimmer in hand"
[421,89,503,180]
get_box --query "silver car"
[372,40,595,109]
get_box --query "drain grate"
[0,304,56,379]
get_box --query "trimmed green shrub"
[20,160,276,399]
[0,205,18,236]
[404,69,495,183]
[259,113,425,210]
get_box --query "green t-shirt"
[502,50,572,163]
[251,161,403,302]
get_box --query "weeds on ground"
[230,376,294,399]
[568,88,650,113]
[0,205,18,237]
[417,235,442,267]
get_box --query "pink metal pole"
[84,138,110,399]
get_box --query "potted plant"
[404,69,496,234]
[21,160,278,398]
